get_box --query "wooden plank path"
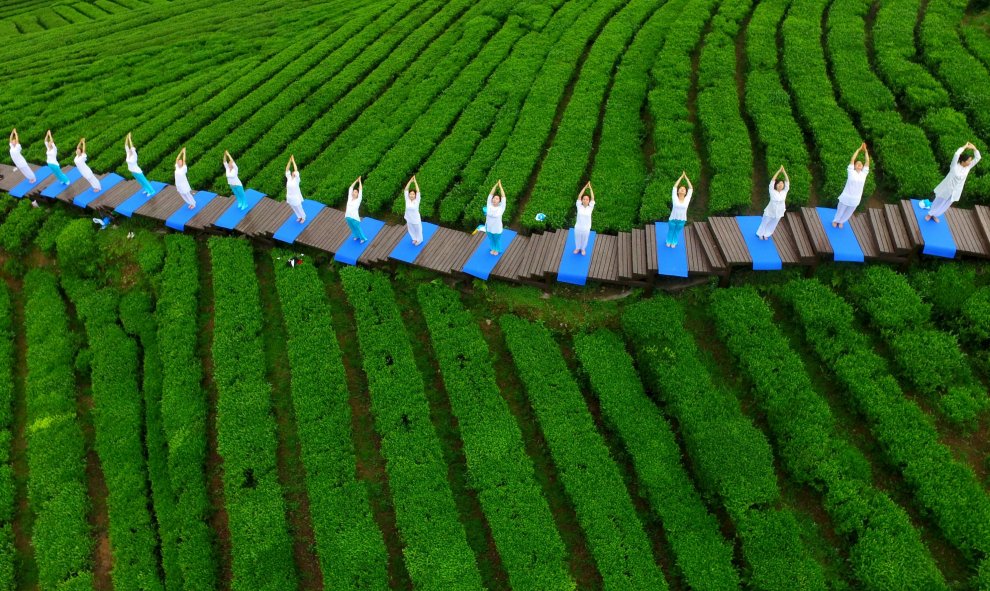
[3,162,990,288]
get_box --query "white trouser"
[407,222,423,243]
[82,172,101,192]
[575,228,590,251]
[15,162,36,183]
[833,203,857,224]
[756,215,781,238]
[178,189,196,207]
[288,200,306,221]
[928,196,953,218]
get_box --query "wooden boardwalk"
[3,162,988,287]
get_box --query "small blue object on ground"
[462,229,518,280]
[334,218,386,265]
[213,189,266,230]
[40,167,83,198]
[654,222,689,277]
[910,198,957,258]
[815,207,865,262]
[557,229,597,286]
[389,222,439,264]
[115,181,168,217]
[165,191,218,231]
[73,173,125,208]
[735,216,783,271]
[9,166,52,198]
[273,200,327,244]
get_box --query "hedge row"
[0,200,47,256]
[339,267,484,591]
[499,315,668,590]
[271,252,389,590]
[708,287,945,590]
[23,269,94,590]
[743,0,812,207]
[697,0,754,214]
[640,0,719,222]
[521,0,667,229]
[843,266,988,426]
[417,284,574,591]
[573,330,741,591]
[962,23,990,71]
[824,0,940,197]
[156,235,216,591]
[621,296,827,591]
[208,237,296,591]
[779,278,990,572]
[781,0,870,200]
[0,285,14,591]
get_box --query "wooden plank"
[693,222,727,272]
[898,199,923,249]
[527,232,552,280]
[974,205,990,250]
[616,232,633,281]
[417,227,455,271]
[544,230,567,278]
[52,175,97,205]
[645,224,659,273]
[589,234,618,282]
[0,163,31,192]
[295,209,338,252]
[93,180,141,213]
[884,203,912,254]
[785,212,816,262]
[492,235,528,280]
[450,232,485,274]
[135,187,185,221]
[868,208,896,257]
[708,217,752,266]
[631,228,647,278]
[685,225,713,275]
[771,221,800,265]
[800,207,833,256]
[849,213,880,260]
[186,196,233,232]
[946,208,990,258]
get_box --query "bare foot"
[188,204,196,209]
[580,249,586,256]
[837,222,844,229]
[413,240,420,246]
[925,214,932,221]
[573,248,580,254]
[932,216,940,223]
[831,221,838,228]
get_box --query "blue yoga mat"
[9,166,52,198]
[40,167,83,198]
[165,191,218,231]
[73,173,125,208]
[334,218,386,265]
[115,181,168,217]
[213,189,266,230]
[655,222,689,278]
[390,222,440,264]
[557,229,597,286]
[462,229,518,281]
[735,216,783,271]
[815,207,865,262]
[273,200,327,244]
[911,199,957,258]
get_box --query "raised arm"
[286,156,292,174]
[685,174,693,191]
[587,182,595,203]
[291,155,298,175]
[850,145,862,165]
[782,166,790,187]
[45,129,53,145]
[9,129,16,144]
[412,176,420,195]
[863,146,870,169]
[358,176,363,199]
[498,180,506,203]
[76,138,84,154]
[404,176,414,196]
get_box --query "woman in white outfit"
[74,138,101,193]
[832,143,870,228]
[573,181,595,255]
[757,166,789,240]
[667,172,692,248]
[285,155,305,223]
[9,129,36,183]
[175,148,196,209]
[125,132,157,196]
[926,142,981,223]
[486,180,506,255]
[404,176,423,245]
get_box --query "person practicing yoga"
[223,150,247,210]
[573,181,595,255]
[45,130,72,185]
[832,143,870,229]
[667,172,692,248]
[926,142,981,223]
[9,129,36,184]
[124,133,157,196]
[757,166,789,240]
[74,138,101,193]
[404,175,423,246]
[486,180,507,255]
[285,155,305,223]
[174,148,196,209]
[346,176,367,243]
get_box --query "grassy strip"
[339,267,483,591]
[270,251,389,590]
[0,285,15,591]
[500,315,668,591]
[574,330,741,590]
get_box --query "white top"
[175,164,192,194]
[46,143,59,165]
[764,180,789,218]
[575,199,595,231]
[934,147,981,203]
[225,162,242,187]
[837,163,869,207]
[345,186,362,220]
[669,185,692,222]
[285,171,303,205]
[74,153,94,178]
[125,146,142,174]
[404,190,421,224]
[486,193,505,234]
[9,142,29,168]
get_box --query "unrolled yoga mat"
[911,199,957,259]
[815,207,865,263]
[655,222,689,278]
[557,229,597,286]
[334,218,386,265]
[273,200,327,244]
[39,167,83,198]
[213,189,266,230]
[9,166,52,198]
[73,173,125,208]
[462,229,518,281]
[115,181,168,217]
[735,216,783,271]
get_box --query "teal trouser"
[133,172,156,195]
[488,231,502,253]
[666,219,685,246]
[47,163,70,184]
[346,217,367,241]
[232,184,247,208]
